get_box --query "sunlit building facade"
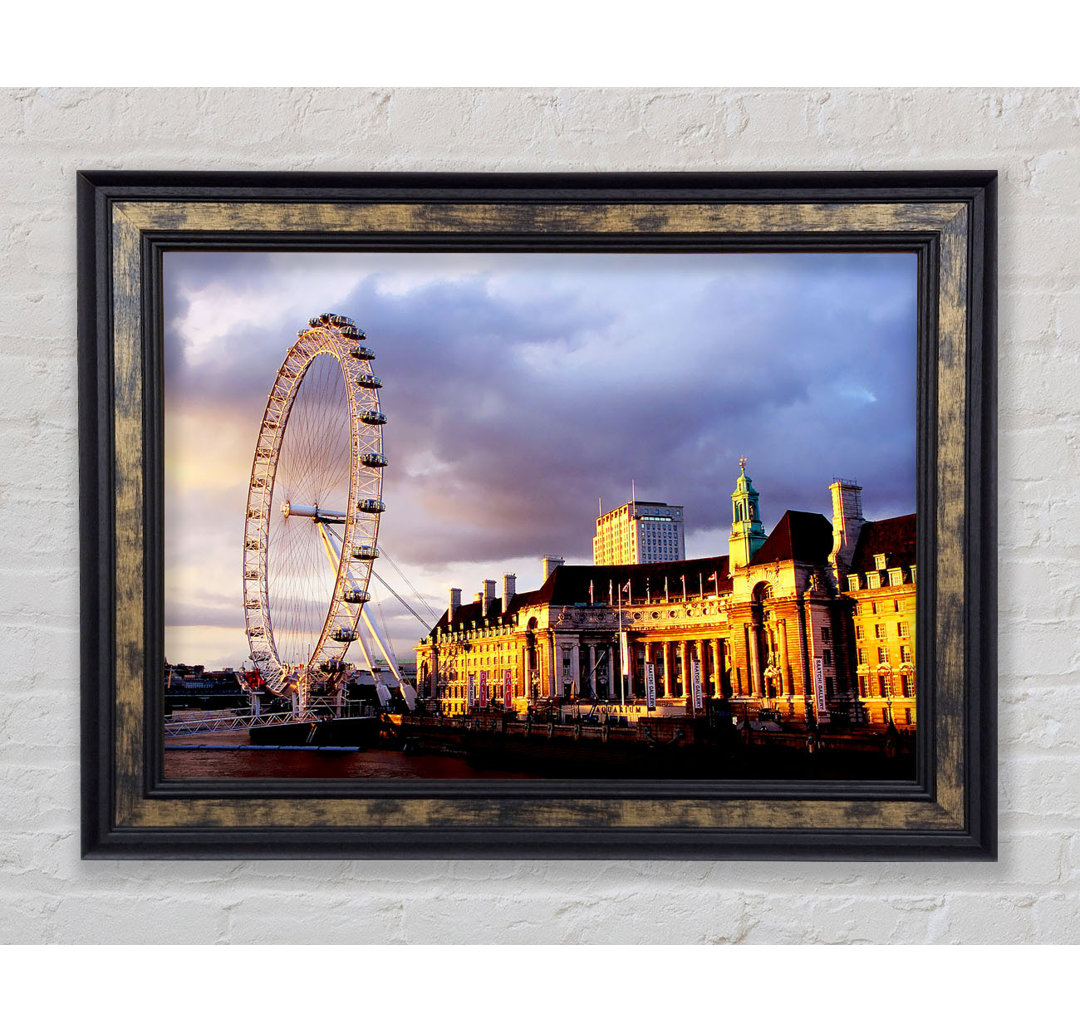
[416,467,915,728]
[844,515,917,728]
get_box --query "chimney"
[828,478,865,575]
[448,587,462,623]
[501,573,517,612]
[474,592,483,605]
[482,579,497,613]
[542,556,564,582]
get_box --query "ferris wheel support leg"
[353,626,392,709]
[361,608,417,711]
[317,522,343,579]
[316,521,393,710]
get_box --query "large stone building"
[593,499,685,565]
[415,465,915,728]
[845,513,918,728]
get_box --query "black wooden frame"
[78,171,997,858]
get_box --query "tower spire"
[729,457,767,569]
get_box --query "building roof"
[850,513,917,573]
[431,554,733,633]
[749,510,835,567]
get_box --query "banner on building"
[645,662,656,711]
[691,659,703,711]
[619,631,629,676]
[479,670,488,708]
[503,668,512,708]
[813,656,828,717]
[467,673,476,709]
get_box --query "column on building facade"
[697,639,708,697]
[570,641,581,697]
[606,643,615,700]
[795,596,812,711]
[661,640,673,697]
[678,640,689,699]
[547,630,557,698]
[625,638,635,698]
[779,619,791,695]
[687,640,700,713]
[710,639,722,697]
[588,644,597,697]
[747,621,762,698]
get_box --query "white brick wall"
[1,87,1076,944]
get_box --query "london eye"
[241,313,386,712]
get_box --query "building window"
[878,647,888,664]
[898,622,910,638]
[901,674,914,697]
[875,553,887,570]
[823,649,832,666]
[910,566,917,582]
[875,624,886,639]
[857,648,868,665]
[825,676,834,696]
[888,568,903,586]
[847,574,860,591]
[904,708,913,726]
[894,600,902,612]
[900,645,912,663]
[878,674,890,697]
[822,626,831,641]
[867,572,881,590]
[871,601,879,614]
[858,675,868,695]
[855,625,865,640]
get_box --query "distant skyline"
[163,250,917,668]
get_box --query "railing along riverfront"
[164,709,309,737]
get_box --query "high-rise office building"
[592,499,685,565]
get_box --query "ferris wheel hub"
[282,501,347,523]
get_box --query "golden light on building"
[416,466,915,731]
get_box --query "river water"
[163,731,531,780]
[162,730,913,781]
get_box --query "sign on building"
[645,662,656,711]
[503,668,512,708]
[813,656,828,719]
[479,670,488,708]
[691,658,703,711]
[467,673,476,709]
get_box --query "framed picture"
[78,171,996,857]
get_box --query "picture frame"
[78,170,996,858]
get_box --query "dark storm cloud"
[164,251,916,659]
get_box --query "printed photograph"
[162,249,917,780]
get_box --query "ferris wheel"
[242,313,386,706]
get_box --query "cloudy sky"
[163,249,917,668]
